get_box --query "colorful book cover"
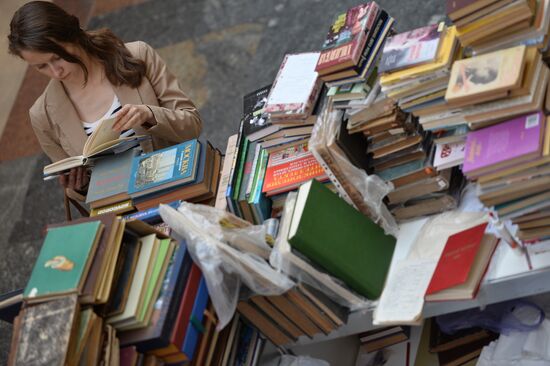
[128,139,200,195]
[23,221,102,301]
[242,85,272,138]
[316,2,379,71]
[379,23,444,73]
[463,112,545,174]
[445,45,526,102]
[262,141,327,196]
[265,52,321,117]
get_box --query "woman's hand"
[59,166,90,193]
[112,104,155,132]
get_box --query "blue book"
[131,139,209,203]
[118,241,193,351]
[123,200,181,224]
[86,147,140,205]
[180,276,209,361]
[128,139,200,197]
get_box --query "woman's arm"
[138,41,202,142]
[29,101,71,163]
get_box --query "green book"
[288,179,396,299]
[24,221,103,302]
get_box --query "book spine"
[314,148,355,206]
[90,199,134,216]
[226,120,245,215]
[246,144,263,199]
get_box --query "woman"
[8,1,202,192]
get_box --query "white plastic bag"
[278,355,330,366]
[308,107,398,237]
[160,202,294,330]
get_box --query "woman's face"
[19,44,82,83]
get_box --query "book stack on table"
[4,216,215,365]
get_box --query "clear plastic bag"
[278,355,330,366]
[308,107,398,237]
[270,192,373,311]
[159,202,294,330]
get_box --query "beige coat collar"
[44,79,150,155]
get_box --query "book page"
[373,259,436,325]
[83,116,120,156]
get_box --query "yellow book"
[456,0,532,36]
[380,26,458,86]
[544,116,550,156]
[90,199,134,217]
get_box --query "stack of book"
[224,53,328,223]
[315,2,394,88]
[7,217,213,365]
[448,0,547,53]
[86,137,221,216]
[463,112,550,239]
[358,325,411,353]
[237,285,349,347]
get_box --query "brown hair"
[8,1,146,87]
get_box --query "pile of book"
[224,53,328,223]
[448,0,549,54]
[6,216,213,365]
[463,112,550,240]
[85,137,221,216]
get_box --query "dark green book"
[23,221,103,303]
[288,179,396,299]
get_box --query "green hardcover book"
[288,179,396,299]
[23,221,103,303]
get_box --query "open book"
[43,116,146,177]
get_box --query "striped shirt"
[82,95,137,140]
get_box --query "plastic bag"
[159,202,294,330]
[437,299,545,335]
[308,107,398,237]
[278,355,330,366]
[270,191,372,311]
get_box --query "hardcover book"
[43,116,146,177]
[86,147,140,207]
[23,221,103,303]
[13,294,79,366]
[462,112,545,177]
[445,45,527,106]
[128,139,201,197]
[288,179,396,299]
[316,2,380,74]
[262,141,328,196]
[425,223,499,301]
[379,23,445,73]
[265,52,322,119]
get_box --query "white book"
[433,141,465,170]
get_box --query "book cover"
[445,45,527,104]
[316,2,379,72]
[288,179,396,299]
[13,295,79,366]
[242,85,272,139]
[463,112,545,175]
[433,141,466,170]
[262,141,327,196]
[23,221,103,302]
[265,52,321,118]
[86,147,140,206]
[425,223,497,300]
[379,23,444,73]
[128,139,200,196]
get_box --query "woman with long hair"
[8,1,202,191]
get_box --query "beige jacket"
[29,41,202,162]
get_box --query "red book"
[262,142,328,197]
[425,223,499,301]
[150,264,202,359]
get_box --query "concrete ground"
[0,0,444,363]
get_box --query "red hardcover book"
[150,264,202,359]
[315,2,379,75]
[262,142,328,197]
[425,222,499,301]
